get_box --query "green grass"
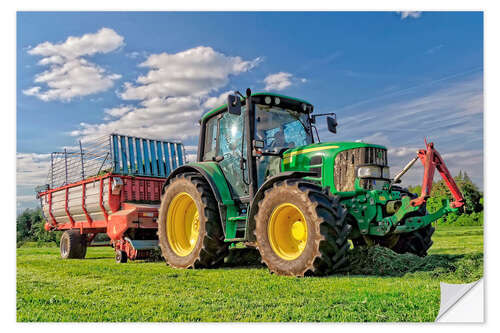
[16,225,483,322]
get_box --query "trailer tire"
[158,173,229,269]
[60,230,87,259]
[115,250,127,263]
[254,179,351,277]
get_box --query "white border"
[4,1,499,331]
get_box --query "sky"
[16,11,483,213]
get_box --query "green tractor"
[158,89,465,276]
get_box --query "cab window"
[202,116,218,161]
[218,107,248,198]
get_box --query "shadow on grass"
[129,248,265,267]
[95,245,482,281]
[217,246,483,280]
[84,257,115,260]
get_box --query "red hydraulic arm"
[410,140,465,209]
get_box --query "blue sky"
[17,11,483,212]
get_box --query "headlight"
[382,167,390,179]
[357,166,381,178]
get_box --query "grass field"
[16,225,483,322]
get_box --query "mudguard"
[162,162,236,234]
[246,171,317,242]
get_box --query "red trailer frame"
[38,172,166,261]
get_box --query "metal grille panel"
[334,147,387,192]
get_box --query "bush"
[436,211,483,226]
[17,208,60,244]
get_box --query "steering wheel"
[270,132,285,149]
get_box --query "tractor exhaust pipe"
[392,155,419,184]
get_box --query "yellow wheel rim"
[268,203,308,260]
[166,192,200,256]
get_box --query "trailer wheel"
[60,230,87,259]
[115,250,127,263]
[254,179,351,277]
[158,173,229,268]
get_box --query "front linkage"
[344,141,465,237]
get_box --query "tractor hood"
[282,141,387,163]
[281,141,389,194]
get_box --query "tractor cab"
[198,91,326,200]
[253,98,314,186]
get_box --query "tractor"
[158,89,465,276]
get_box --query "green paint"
[186,161,240,237]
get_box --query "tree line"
[16,207,59,246]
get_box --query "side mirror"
[327,116,337,134]
[227,95,241,115]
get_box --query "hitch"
[410,140,465,209]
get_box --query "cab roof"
[200,92,313,122]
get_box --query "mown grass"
[16,225,483,322]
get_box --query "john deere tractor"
[158,89,465,276]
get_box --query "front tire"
[60,230,87,259]
[392,224,435,257]
[360,186,434,256]
[158,173,229,268]
[254,179,351,276]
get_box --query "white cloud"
[387,146,420,157]
[17,153,51,187]
[28,28,124,59]
[73,46,261,143]
[23,28,124,102]
[356,132,391,146]
[73,96,205,142]
[120,46,261,100]
[104,105,134,118]
[426,44,444,55]
[399,11,422,19]
[59,145,80,151]
[263,72,306,91]
[125,51,148,59]
[202,90,232,110]
[17,195,37,203]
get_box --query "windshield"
[255,104,312,151]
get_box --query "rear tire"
[60,230,87,259]
[254,179,351,276]
[158,173,229,268]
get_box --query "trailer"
[36,134,185,263]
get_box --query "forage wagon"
[36,134,185,263]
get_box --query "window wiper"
[285,109,310,134]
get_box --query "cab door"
[217,108,249,199]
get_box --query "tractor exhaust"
[392,155,419,184]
